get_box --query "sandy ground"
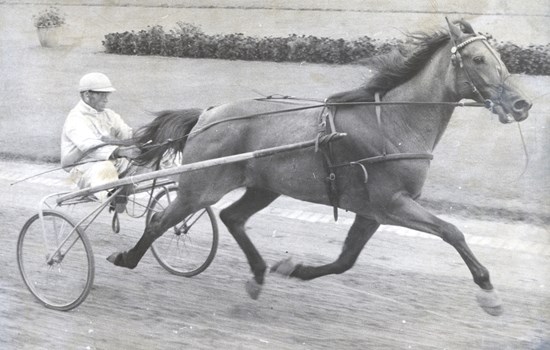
[0,161,549,349]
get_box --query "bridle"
[445,18,510,114]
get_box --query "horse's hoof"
[245,279,262,300]
[476,289,503,316]
[270,258,296,277]
[107,252,124,266]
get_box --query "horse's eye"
[473,56,485,64]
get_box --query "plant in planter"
[32,6,66,47]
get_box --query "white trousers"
[68,152,179,201]
[69,158,143,201]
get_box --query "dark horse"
[108,20,531,315]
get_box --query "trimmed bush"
[103,24,550,75]
[494,42,550,75]
[102,24,390,64]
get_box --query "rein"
[186,98,485,139]
[8,96,487,187]
[136,96,486,170]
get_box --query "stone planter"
[37,27,61,47]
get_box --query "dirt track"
[0,162,549,349]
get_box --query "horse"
[107,19,532,316]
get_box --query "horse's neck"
[381,47,458,152]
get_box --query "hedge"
[102,23,550,75]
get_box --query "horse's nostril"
[514,99,532,111]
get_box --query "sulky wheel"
[148,185,218,277]
[17,210,95,311]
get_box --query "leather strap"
[316,106,340,221]
[329,92,433,182]
[375,92,387,156]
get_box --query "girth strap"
[330,153,434,180]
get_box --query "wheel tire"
[148,185,218,277]
[17,210,95,311]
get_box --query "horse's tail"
[132,108,203,167]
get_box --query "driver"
[60,72,141,212]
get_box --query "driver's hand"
[114,145,141,159]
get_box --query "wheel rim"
[17,211,94,310]
[148,187,218,277]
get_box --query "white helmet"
[78,72,116,92]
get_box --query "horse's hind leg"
[382,194,502,316]
[107,195,189,269]
[219,187,280,299]
[271,215,379,279]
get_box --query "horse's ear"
[445,17,462,41]
[457,19,475,34]
[445,17,464,67]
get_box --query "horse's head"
[446,18,532,123]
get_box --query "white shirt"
[60,99,133,169]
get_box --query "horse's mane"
[365,31,450,97]
[327,31,452,103]
[328,20,479,103]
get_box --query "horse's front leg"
[381,193,502,316]
[219,187,280,300]
[271,215,379,279]
[107,196,187,269]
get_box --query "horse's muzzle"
[493,98,532,124]
[512,99,532,121]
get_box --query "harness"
[315,93,435,221]
[315,105,340,220]
[312,25,507,220]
